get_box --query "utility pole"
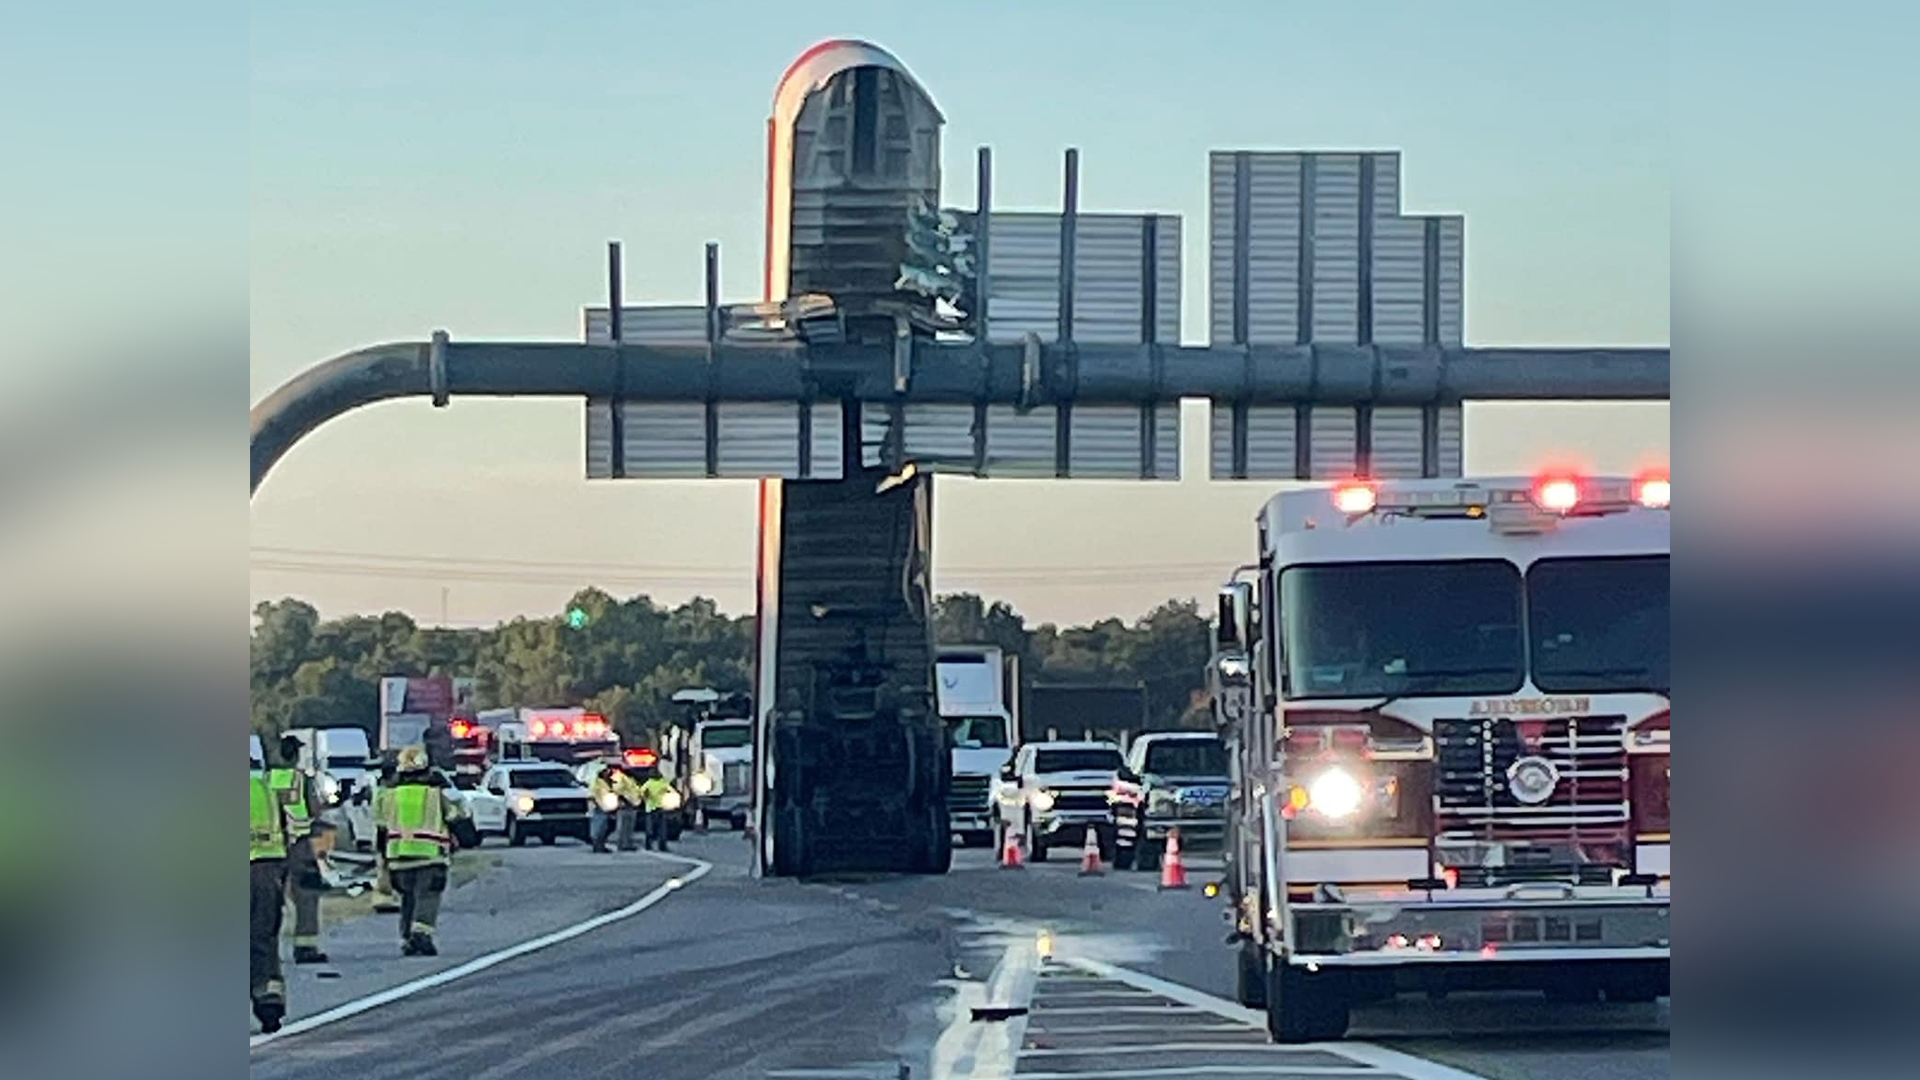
[440,586,450,626]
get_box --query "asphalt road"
[248,832,1666,1080]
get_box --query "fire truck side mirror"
[1216,583,1252,651]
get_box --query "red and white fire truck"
[1214,472,1670,1042]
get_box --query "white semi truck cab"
[1217,473,1671,1043]
[937,645,1019,847]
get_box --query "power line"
[248,544,1241,581]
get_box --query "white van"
[283,726,377,848]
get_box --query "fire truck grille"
[1433,716,1629,850]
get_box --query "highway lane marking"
[1019,1042,1335,1057]
[1015,1069,1382,1079]
[1059,957,1499,1080]
[1029,1004,1205,1016]
[1013,1060,1390,1068]
[248,851,712,1050]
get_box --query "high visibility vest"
[381,783,450,864]
[268,767,312,838]
[615,773,645,806]
[250,772,287,861]
[638,777,673,811]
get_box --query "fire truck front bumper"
[1283,884,1669,993]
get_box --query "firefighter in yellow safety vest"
[589,763,645,854]
[373,747,472,957]
[249,762,290,1033]
[635,768,677,852]
[268,733,329,964]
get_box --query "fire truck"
[494,707,620,767]
[1213,473,1670,1042]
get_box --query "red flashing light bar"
[625,748,658,768]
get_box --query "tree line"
[250,590,1214,745]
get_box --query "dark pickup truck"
[1110,731,1230,871]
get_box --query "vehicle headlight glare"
[598,792,620,812]
[1307,768,1364,819]
[661,790,683,811]
[515,794,535,814]
[690,772,715,796]
[1148,790,1181,815]
[1029,788,1056,812]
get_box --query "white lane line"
[249,852,712,1049]
[1013,1060,1374,1068]
[1018,1042,1338,1057]
[1029,999,1190,1006]
[1060,958,1265,1026]
[1013,1023,1257,1036]
[1057,957,1501,1080]
[1322,1044,1507,1080]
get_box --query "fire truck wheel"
[1265,962,1349,1043]
[1237,946,1268,1009]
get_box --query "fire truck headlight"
[1307,769,1365,819]
[690,772,716,796]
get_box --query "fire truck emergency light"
[1331,483,1377,515]
[1635,473,1671,508]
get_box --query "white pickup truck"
[992,740,1125,861]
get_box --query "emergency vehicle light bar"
[1329,472,1670,522]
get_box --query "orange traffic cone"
[1159,828,1190,890]
[999,821,1026,869]
[1079,827,1105,876]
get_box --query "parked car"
[991,740,1125,862]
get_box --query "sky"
[248,0,1669,629]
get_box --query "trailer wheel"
[1237,946,1268,1008]
[1265,961,1349,1043]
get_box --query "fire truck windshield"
[1527,554,1670,693]
[1280,560,1525,699]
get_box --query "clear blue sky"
[249,0,1669,627]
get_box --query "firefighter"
[369,754,401,913]
[587,763,625,855]
[635,766,676,852]
[269,734,328,964]
[373,747,473,957]
[612,765,644,852]
[249,760,290,1033]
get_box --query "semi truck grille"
[1433,716,1629,849]
[535,798,588,816]
[723,762,752,795]
[950,774,992,814]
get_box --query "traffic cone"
[999,822,1026,869]
[1159,828,1190,890]
[1078,827,1105,876]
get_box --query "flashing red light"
[1634,473,1671,509]
[1332,482,1377,515]
[625,748,657,768]
[529,719,547,738]
[570,719,585,737]
[1441,867,1459,890]
[1533,476,1581,513]
[450,719,473,739]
